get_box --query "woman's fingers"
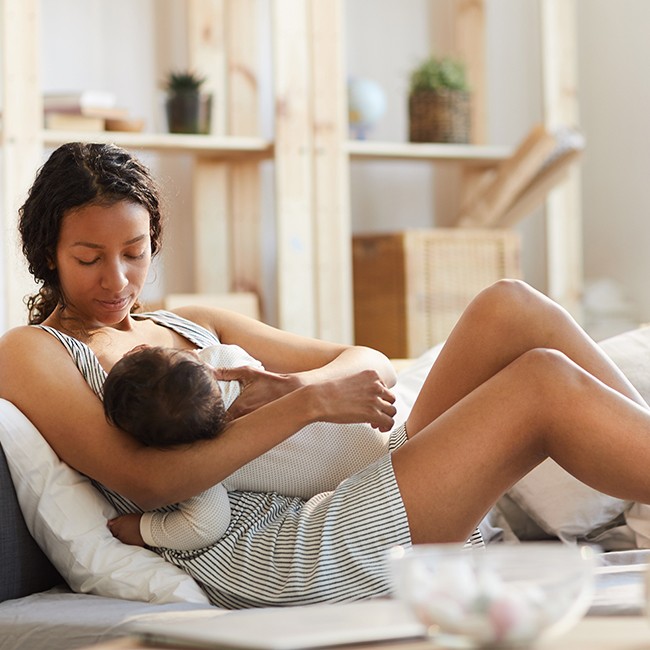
[212,365,254,384]
[370,393,397,431]
[346,372,397,431]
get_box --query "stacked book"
[43,91,143,132]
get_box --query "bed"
[3,327,650,649]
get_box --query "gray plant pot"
[166,92,212,134]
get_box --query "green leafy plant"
[164,70,206,94]
[409,56,469,94]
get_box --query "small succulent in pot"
[164,70,212,135]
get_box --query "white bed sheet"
[0,586,216,650]
[1,550,648,650]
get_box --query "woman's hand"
[216,366,397,431]
[108,514,145,547]
[214,366,303,418]
[309,370,397,432]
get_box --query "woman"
[0,142,649,608]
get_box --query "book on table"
[129,599,426,650]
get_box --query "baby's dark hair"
[103,347,229,448]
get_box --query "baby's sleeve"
[140,483,231,551]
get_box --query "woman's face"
[54,201,152,327]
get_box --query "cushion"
[506,326,650,541]
[0,398,210,605]
[0,442,62,602]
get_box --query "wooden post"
[539,0,583,319]
[309,0,352,343]
[186,0,232,294]
[1,0,42,331]
[226,0,264,306]
[451,0,486,145]
[192,163,230,294]
[272,0,316,336]
[185,0,264,311]
[432,0,487,228]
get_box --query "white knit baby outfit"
[140,342,392,550]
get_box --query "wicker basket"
[408,89,471,144]
[352,229,521,358]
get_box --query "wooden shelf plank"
[346,140,511,165]
[41,130,274,158]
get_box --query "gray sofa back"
[0,443,62,602]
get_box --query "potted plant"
[408,56,471,144]
[164,70,212,135]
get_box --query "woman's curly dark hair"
[18,142,163,324]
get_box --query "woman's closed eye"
[76,256,100,266]
[75,250,146,266]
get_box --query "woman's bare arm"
[0,324,395,509]
[173,305,397,386]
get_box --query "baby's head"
[103,346,229,448]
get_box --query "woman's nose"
[101,260,128,291]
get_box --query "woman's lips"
[98,297,130,311]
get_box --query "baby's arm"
[108,513,145,546]
[109,483,232,551]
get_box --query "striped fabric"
[37,311,483,608]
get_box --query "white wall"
[8,0,650,336]
[577,0,650,331]
[346,0,437,234]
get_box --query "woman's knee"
[464,279,545,331]
[514,347,588,401]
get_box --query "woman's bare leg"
[394,348,650,544]
[407,279,646,436]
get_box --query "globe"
[347,77,386,139]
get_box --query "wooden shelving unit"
[41,131,274,159]
[0,0,580,337]
[346,140,511,165]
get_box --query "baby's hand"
[108,513,145,547]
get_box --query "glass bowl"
[389,542,596,648]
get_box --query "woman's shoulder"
[0,325,78,399]
[0,324,76,366]
[0,324,61,354]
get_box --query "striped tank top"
[39,310,483,608]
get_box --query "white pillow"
[0,398,210,605]
[506,459,629,541]
[505,327,650,541]
[393,343,444,423]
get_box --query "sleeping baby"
[102,343,392,551]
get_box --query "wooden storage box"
[352,229,521,358]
